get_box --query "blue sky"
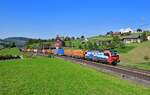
[0,0,150,39]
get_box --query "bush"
[0,55,20,60]
[144,55,149,60]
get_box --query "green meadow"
[0,57,150,95]
[120,41,150,70]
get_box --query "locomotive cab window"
[104,53,109,56]
[111,51,118,56]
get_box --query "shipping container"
[46,49,52,54]
[52,49,56,55]
[72,50,85,58]
[64,49,73,56]
[53,49,64,55]
[56,49,64,55]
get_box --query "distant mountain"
[0,39,4,49]
[4,37,31,47]
[0,39,11,49]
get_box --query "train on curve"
[23,48,120,65]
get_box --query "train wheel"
[112,62,117,65]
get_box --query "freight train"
[23,48,120,65]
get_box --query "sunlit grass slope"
[120,41,150,70]
[0,57,149,95]
[0,48,21,55]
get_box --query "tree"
[106,31,113,36]
[72,43,75,48]
[76,37,80,40]
[68,41,72,47]
[87,42,93,50]
[141,31,147,41]
[64,36,71,41]
[71,37,75,40]
[110,36,121,48]
[137,28,142,32]
[120,42,125,48]
[84,44,88,49]
[81,35,85,40]
[11,42,16,48]
[78,44,83,49]
[128,31,132,35]
[51,38,55,41]
[4,43,11,48]
[93,42,98,50]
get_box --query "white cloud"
[119,27,134,33]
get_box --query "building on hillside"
[106,28,134,36]
[106,31,122,36]
[147,35,150,41]
[54,36,64,49]
[106,31,113,36]
[121,35,141,44]
[81,38,88,44]
[112,32,121,36]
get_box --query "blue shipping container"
[56,49,64,55]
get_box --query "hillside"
[88,35,113,41]
[0,39,11,49]
[0,48,21,55]
[120,41,150,63]
[120,41,150,69]
[4,37,31,47]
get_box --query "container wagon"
[64,49,73,57]
[53,49,64,55]
[72,50,85,59]
[46,49,53,55]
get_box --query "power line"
[140,23,150,27]
[132,23,150,29]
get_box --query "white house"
[121,35,141,44]
[147,36,150,41]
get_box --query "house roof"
[121,35,140,39]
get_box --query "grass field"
[88,36,113,41]
[0,48,21,55]
[0,56,150,95]
[120,41,150,70]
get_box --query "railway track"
[26,52,150,86]
[56,55,150,86]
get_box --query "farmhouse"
[106,31,121,36]
[54,36,64,49]
[112,32,121,36]
[147,35,150,41]
[121,35,141,44]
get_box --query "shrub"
[144,55,149,60]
